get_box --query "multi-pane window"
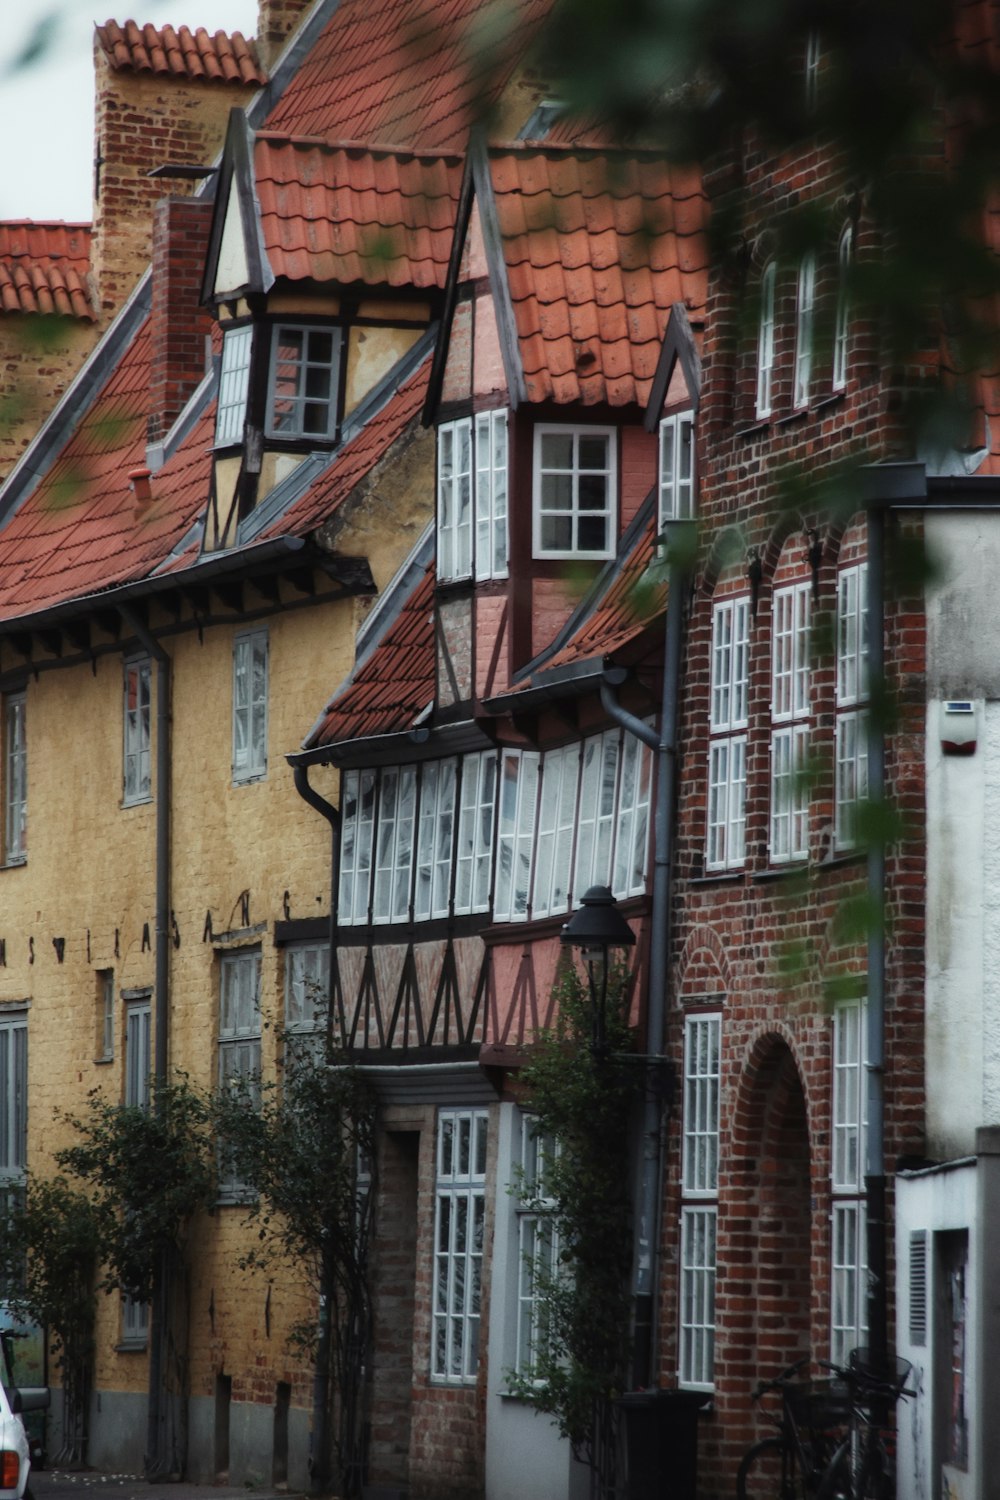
[532,745,580,919]
[680,1013,720,1389]
[454,752,497,915]
[0,1013,27,1186]
[432,1109,488,1382]
[215,325,252,446]
[218,950,262,1197]
[97,970,115,1061]
[4,692,26,865]
[756,263,777,419]
[835,564,869,849]
[831,999,868,1363]
[124,995,151,1110]
[515,1116,560,1380]
[285,941,329,1038]
[658,412,695,526]
[123,658,151,806]
[340,753,497,926]
[121,1294,149,1347]
[267,324,341,440]
[770,582,811,862]
[707,598,749,870]
[414,759,457,921]
[533,426,616,559]
[437,411,508,584]
[793,253,816,407]
[832,226,853,392]
[494,751,541,922]
[232,629,268,784]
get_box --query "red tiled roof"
[305,562,436,748]
[488,146,708,406]
[264,0,552,150]
[254,136,463,289]
[0,222,95,320]
[0,319,215,620]
[97,20,267,85]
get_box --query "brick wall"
[148,197,215,444]
[660,117,928,1498]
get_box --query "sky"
[0,0,259,221]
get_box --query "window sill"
[121,795,153,810]
[775,405,811,428]
[753,862,809,883]
[2,856,26,871]
[735,417,770,439]
[93,1055,114,1067]
[232,771,267,788]
[115,1341,148,1354]
[689,868,746,886]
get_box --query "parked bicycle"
[815,1347,914,1500]
[736,1357,850,1500]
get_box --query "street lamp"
[561,885,636,1056]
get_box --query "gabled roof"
[262,0,552,149]
[303,551,436,750]
[254,134,464,289]
[482,145,708,407]
[96,19,267,86]
[0,222,95,321]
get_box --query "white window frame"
[372,766,417,924]
[284,940,329,1038]
[835,564,869,849]
[658,411,695,526]
[475,409,508,581]
[831,999,868,1362]
[770,581,811,863]
[432,1108,488,1383]
[414,759,457,921]
[0,1012,27,1185]
[515,1116,560,1381]
[532,744,580,920]
[437,417,473,582]
[794,253,816,408]
[832,226,853,392]
[4,692,26,866]
[123,657,152,806]
[215,324,252,447]
[232,629,268,784]
[124,994,151,1110]
[494,750,540,922]
[266,323,341,441]
[339,769,376,925]
[679,1012,720,1390]
[533,426,617,560]
[707,599,749,870]
[756,262,777,419]
[218,949,262,1200]
[454,751,497,916]
[121,1293,149,1348]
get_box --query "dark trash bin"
[617,1387,709,1500]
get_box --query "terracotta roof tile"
[0,221,95,320]
[263,0,553,150]
[96,19,267,86]
[306,563,436,748]
[254,136,463,289]
[488,145,709,407]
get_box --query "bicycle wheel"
[737,1436,806,1500]
[816,1434,892,1500]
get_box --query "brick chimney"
[91,21,265,325]
[256,0,314,69]
[147,196,215,452]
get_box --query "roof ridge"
[255,130,465,163]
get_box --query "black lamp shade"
[561,885,636,950]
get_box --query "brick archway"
[718,1032,813,1453]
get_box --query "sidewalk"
[32,1472,300,1500]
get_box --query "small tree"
[509,959,642,1493]
[0,1176,101,1464]
[212,1022,376,1497]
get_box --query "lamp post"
[560,885,636,1056]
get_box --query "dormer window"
[216,326,252,447]
[267,325,342,441]
[658,412,695,526]
[438,410,508,584]
[533,426,616,560]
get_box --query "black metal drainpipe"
[291,762,340,1490]
[864,507,888,1367]
[119,606,172,1476]
[599,531,687,1388]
